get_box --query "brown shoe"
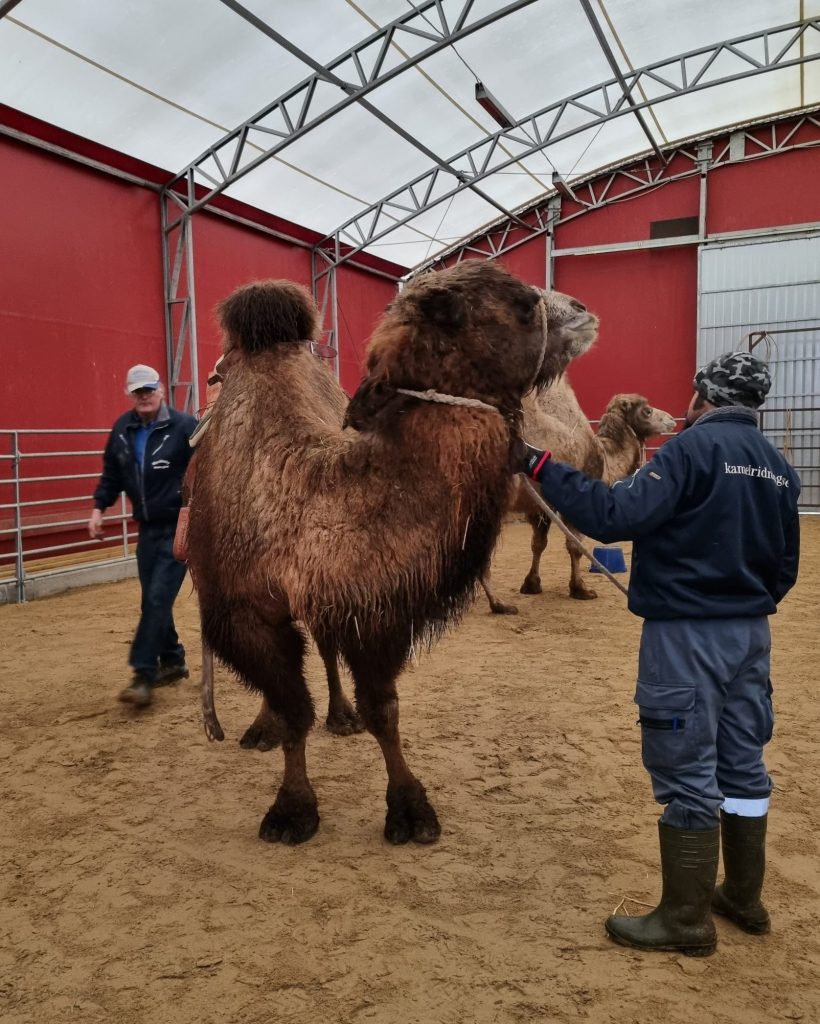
[155,661,190,686]
[118,676,153,708]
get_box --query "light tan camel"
[480,377,676,612]
[186,261,598,846]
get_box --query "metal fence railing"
[0,429,137,603]
[1,407,814,604]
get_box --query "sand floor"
[1,519,818,1024]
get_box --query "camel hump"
[217,279,320,353]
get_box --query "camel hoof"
[519,575,542,595]
[203,715,225,742]
[325,702,365,737]
[259,797,319,845]
[384,782,441,845]
[239,719,282,751]
[570,587,598,601]
[490,601,519,615]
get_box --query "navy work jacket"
[536,407,801,620]
[93,403,197,526]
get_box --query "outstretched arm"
[526,441,688,544]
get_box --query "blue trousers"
[129,522,188,681]
[635,617,774,830]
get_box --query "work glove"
[520,442,551,480]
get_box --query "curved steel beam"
[318,16,820,268]
[165,0,538,219]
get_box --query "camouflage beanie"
[693,351,771,409]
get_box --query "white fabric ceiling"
[2,0,819,268]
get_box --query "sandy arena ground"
[1,519,819,1024]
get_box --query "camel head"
[345,261,596,429]
[601,394,677,440]
[539,289,599,384]
[217,279,320,354]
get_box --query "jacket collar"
[128,401,171,429]
[694,406,759,429]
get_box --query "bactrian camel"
[186,261,597,846]
[480,377,676,612]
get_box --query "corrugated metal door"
[699,234,820,510]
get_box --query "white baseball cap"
[125,364,161,393]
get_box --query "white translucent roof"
[2,0,819,269]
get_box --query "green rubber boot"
[712,810,770,934]
[606,821,719,957]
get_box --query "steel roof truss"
[319,16,820,268]
[166,0,538,213]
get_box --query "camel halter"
[395,292,550,417]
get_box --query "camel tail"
[216,279,321,353]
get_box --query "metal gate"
[699,233,820,510]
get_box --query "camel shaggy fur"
[481,378,676,611]
[187,261,597,846]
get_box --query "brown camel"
[187,261,597,846]
[480,378,676,612]
[188,359,364,749]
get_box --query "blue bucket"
[590,546,627,574]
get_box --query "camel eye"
[643,407,652,416]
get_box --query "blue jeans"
[129,522,188,681]
[635,617,774,830]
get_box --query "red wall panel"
[497,240,548,288]
[0,136,167,430]
[193,213,314,388]
[558,175,700,249]
[336,265,398,395]
[707,149,820,234]
[553,246,697,422]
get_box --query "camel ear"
[416,286,467,334]
[512,287,541,325]
[344,378,402,431]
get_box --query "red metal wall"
[0,135,167,431]
[193,213,314,385]
[513,132,820,422]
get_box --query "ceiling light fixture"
[551,170,576,201]
[475,82,515,130]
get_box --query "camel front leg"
[200,637,224,741]
[346,648,441,845]
[258,733,319,845]
[479,570,519,615]
[317,641,364,736]
[519,515,551,594]
[566,524,598,600]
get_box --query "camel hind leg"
[202,600,319,844]
[565,524,597,600]
[479,571,519,615]
[519,515,551,594]
[317,639,365,736]
[341,637,440,846]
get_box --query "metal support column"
[545,195,561,290]
[695,141,712,370]
[311,243,340,380]
[161,179,200,414]
[12,431,25,603]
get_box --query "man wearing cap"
[521,351,800,957]
[88,365,197,708]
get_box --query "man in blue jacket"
[523,351,800,957]
[88,365,197,708]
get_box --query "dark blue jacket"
[93,404,197,526]
[536,407,800,620]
